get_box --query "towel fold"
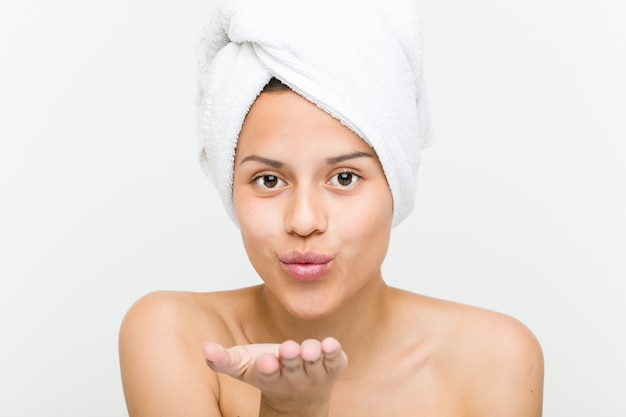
[197,0,433,227]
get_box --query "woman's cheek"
[237,197,281,240]
[335,195,391,238]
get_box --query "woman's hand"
[202,338,347,416]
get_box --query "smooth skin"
[119,90,544,416]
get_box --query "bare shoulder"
[453,302,544,416]
[119,288,259,417]
[120,290,237,338]
[393,290,544,416]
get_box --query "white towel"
[197,0,433,227]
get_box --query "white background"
[1,0,624,415]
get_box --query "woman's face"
[233,90,393,320]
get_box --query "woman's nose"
[284,185,327,237]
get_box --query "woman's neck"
[253,278,393,355]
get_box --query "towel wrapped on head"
[197,0,433,227]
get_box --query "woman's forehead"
[237,91,375,157]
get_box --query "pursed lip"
[278,251,334,281]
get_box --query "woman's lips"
[279,251,333,281]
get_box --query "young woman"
[119,1,544,416]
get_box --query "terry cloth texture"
[197,0,433,227]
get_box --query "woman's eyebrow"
[240,152,372,168]
[326,151,373,165]
[239,155,284,168]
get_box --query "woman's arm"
[468,315,544,417]
[119,291,348,417]
[119,292,222,417]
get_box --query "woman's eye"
[254,174,285,189]
[328,171,360,188]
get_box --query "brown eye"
[263,175,278,188]
[254,174,285,189]
[338,172,353,186]
[328,171,360,188]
